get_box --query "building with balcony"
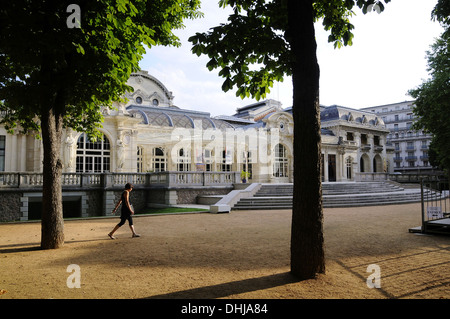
[0,71,394,221]
[361,101,435,173]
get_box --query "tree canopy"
[0,0,202,137]
[409,0,450,172]
[189,0,390,102]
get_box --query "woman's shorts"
[117,215,133,227]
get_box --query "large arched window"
[273,144,289,177]
[76,133,111,173]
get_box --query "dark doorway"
[328,154,336,182]
[27,197,81,220]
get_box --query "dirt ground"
[0,202,449,300]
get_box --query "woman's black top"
[121,191,132,216]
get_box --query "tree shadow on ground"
[0,244,42,254]
[145,272,299,299]
[0,238,108,254]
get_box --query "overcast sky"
[139,0,443,117]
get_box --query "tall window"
[221,150,232,172]
[204,149,214,172]
[407,141,414,150]
[374,135,380,146]
[361,134,368,144]
[241,151,253,180]
[0,136,5,171]
[346,132,354,141]
[177,148,191,171]
[137,146,144,172]
[273,144,288,177]
[346,157,353,180]
[152,147,166,172]
[76,133,110,172]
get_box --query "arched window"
[152,147,166,172]
[273,144,289,177]
[360,154,370,173]
[373,154,383,173]
[76,133,110,173]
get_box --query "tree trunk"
[40,98,65,249]
[287,0,325,279]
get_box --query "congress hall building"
[0,71,396,221]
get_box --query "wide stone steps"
[232,182,437,210]
[254,182,404,197]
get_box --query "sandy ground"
[0,202,449,300]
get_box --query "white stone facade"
[319,105,394,182]
[0,71,394,183]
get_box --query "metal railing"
[420,177,450,234]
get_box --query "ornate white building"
[319,105,394,181]
[0,71,398,221]
[0,71,394,183]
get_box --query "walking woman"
[108,183,140,239]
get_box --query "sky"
[139,0,444,117]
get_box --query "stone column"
[20,135,27,172]
[10,134,17,172]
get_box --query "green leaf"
[222,77,233,92]
[74,43,85,55]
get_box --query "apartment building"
[362,101,434,173]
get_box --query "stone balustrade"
[0,171,240,189]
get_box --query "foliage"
[432,0,450,39]
[0,0,202,138]
[409,0,450,171]
[188,0,390,101]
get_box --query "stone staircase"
[232,182,437,210]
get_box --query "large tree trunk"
[39,53,66,249]
[40,104,65,249]
[287,0,325,279]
